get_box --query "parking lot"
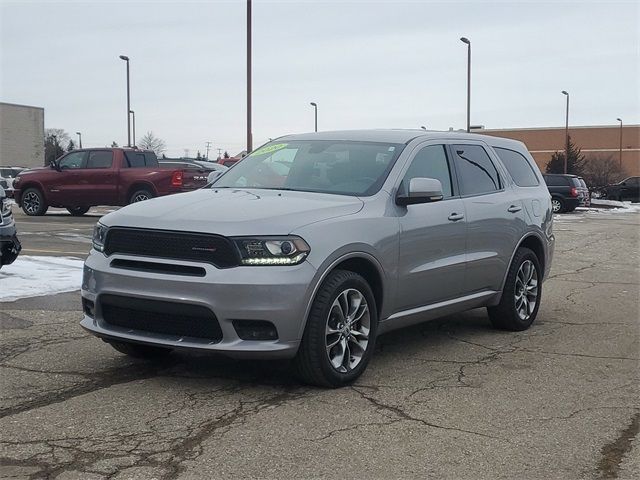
[1,207,638,480]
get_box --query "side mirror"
[50,160,61,171]
[396,177,444,206]
[207,171,223,183]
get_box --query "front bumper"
[0,223,21,267]
[80,250,318,359]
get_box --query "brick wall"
[478,125,640,176]
[0,102,45,168]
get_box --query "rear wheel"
[488,247,541,331]
[21,188,48,216]
[107,340,172,359]
[66,206,90,216]
[551,196,565,214]
[294,270,378,388]
[129,189,154,204]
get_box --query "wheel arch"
[18,182,46,204]
[501,233,546,288]
[126,182,157,203]
[299,252,386,339]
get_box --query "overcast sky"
[1,0,638,157]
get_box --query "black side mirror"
[50,160,61,171]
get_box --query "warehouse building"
[0,102,45,168]
[477,124,639,176]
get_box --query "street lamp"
[420,126,427,130]
[460,37,471,132]
[561,90,569,174]
[129,110,136,147]
[119,55,131,147]
[616,118,623,169]
[75,131,82,149]
[310,102,318,132]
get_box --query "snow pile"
[0,256,84,302]
[591,199,640,212]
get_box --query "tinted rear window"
[494,147,539,187]
[125,151,158,168]
[452,144,502,196]
[86,151,113,169]
[544,175,568,186]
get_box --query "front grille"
[104,227,239,268]
[100,294,223,341]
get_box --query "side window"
[493,147,539,187]
[452,144,502,196]
[402,145,453,197]
[124,151,146,168]
[144,153,159,167]
[86,151,113,169]
[58,152,86,170]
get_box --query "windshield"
[212,140,405,196]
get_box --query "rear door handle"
[507,205,522,213]
[448,212,464,221]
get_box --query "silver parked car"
[81,130,554,387]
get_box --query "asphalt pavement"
[0,207,638,479]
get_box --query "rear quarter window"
[543,175,567,186]
[493,147,540,187]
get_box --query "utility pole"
[616,118,623,168]
[205,141,212,159]
[246,0,253,153]
[119,55,131,147]
[217,148,223,159]
[460,37,471,133]
[562,90,569,174]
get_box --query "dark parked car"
[12,148,199,216]
[543,174,587,213]
[599,176,640,202]
[0,186,21,269]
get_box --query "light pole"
[460,37,471,132]
[310,102,318,132]
[246,0,252,153]
[616,118,623,169]
[119,55,131,147]
[129,110,136,147]
[561,90,569,174]
[76,132,82,149]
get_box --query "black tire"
[129,189,154,204]
[107,340,172,359]
[21,187,48,216]
[488,247,542,331]
[66,206,90,216]
[294,269,378,388]
[551,196,565,214]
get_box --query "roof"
[278,129,528,150]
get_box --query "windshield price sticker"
[253,143,288,156]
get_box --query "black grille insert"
[100,294,222,341]
[104,227,239,268]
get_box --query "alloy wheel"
[514,260,538,321]
[325,288,370,373]
[133,193,149,203]
[23,191,40,214]
[551,199,561,213]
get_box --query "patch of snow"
[0,256,84,302]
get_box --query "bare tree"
[138,131,167,156]
[582,155,627,187]
[44,128,71,165]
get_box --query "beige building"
[0,102,45,168]
[475,124,640,176]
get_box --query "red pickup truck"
[13,148,207,216]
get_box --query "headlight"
[233,236,310,266]
[92,223,108,252]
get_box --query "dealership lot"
[0,209,638,479]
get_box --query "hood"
[17,166,52,175]
[101,188,364,236]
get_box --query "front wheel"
[21,188,48,216]
[107,340,172,359]
[66,206,90,216]
[294,270,378,388]
[488,247,542,331]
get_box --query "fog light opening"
[232,320,278,341]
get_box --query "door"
[47,151,87,205]
[450,143,524,294]
[79,150,118,205]
[620,177,640,202]
[396,144,467,311]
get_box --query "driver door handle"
[448,212,464,222]
[507,205,522,213]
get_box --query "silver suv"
[81,130,554,387]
